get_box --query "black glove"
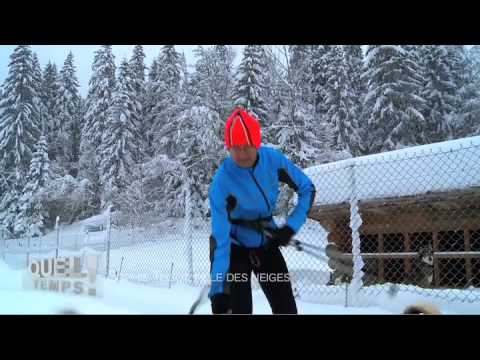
[267,225,295,247]
[211,293,231,314]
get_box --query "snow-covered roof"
[82,206,112,228]
[304,136,480,206]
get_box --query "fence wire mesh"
[305,138,480,305]
[2,137,480,308]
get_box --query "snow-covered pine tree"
[411,45,429,87]
[100,59,141,201]
[252,45,287,145]
[175,105,225,220]
[465,45,480,135]
[58,52,82,177]
[233,45,270,127]
[419,45,457,143]
[262,46,287,145]
[261,46,320,218]
[289,45,314,105]
[14,135,50,236]
[446,45,480,137]
[189,47,205,106]
[158,45,182,97]
[271,46,323,168]
[404,44,424,64]
[179,51,195,117]
[443,46,465,135]
[0,45,42,234]
[129,45,147,159]
[150,45,184,158]
[469,45,480,87]
[446,46,469,95]
[213,45,236,120]
[144,57,161,158]
[0,188,20,236]
[31,53,46,139]
[362,45,427,153]
[81,45,116,155]
[80,45,116,212]
[191,45,236,122]
[343,45,365,100]
[31,53,44,103]
[129,154,184,219]
[41,62,62,161]
[309,45,341,160]
[343,45,366,153]
[180,51,189,92]
[69,99,83,178]
[323,45,362,157]
[311,45,333,121]
[309,45,340,156]
[130,45,147,93]
[0,46,42,177]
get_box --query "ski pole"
[189,284,210,315]
[288,239,325,253]
[262,228,327,259]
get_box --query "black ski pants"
[212,241,298,314]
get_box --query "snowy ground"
[0,261,428,315]
[2,216,480,314]
[0,257,379,314]
[1,258,480,314]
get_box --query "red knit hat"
[225,108,262,150]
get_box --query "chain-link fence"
[2,136,480,308]
[1,224,85,270]
[304,136,480,305]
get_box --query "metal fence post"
[1,228,4,261]
[55,216,60,258]
[106,208,111,277]
[184,181,194,286]
[348,162,364,307]
[26,236,30,268]
[345,283,349,308]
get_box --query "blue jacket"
[208,146,316,298]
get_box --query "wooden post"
[433,231,440,287]
[378,233,384,283]
[465,228,472,285]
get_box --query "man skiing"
[208,107,316,314]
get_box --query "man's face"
[229,145,258,168]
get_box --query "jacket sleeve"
[208,178,232,298]
[274,150,316,233]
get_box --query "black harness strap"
[225,194,273,248]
